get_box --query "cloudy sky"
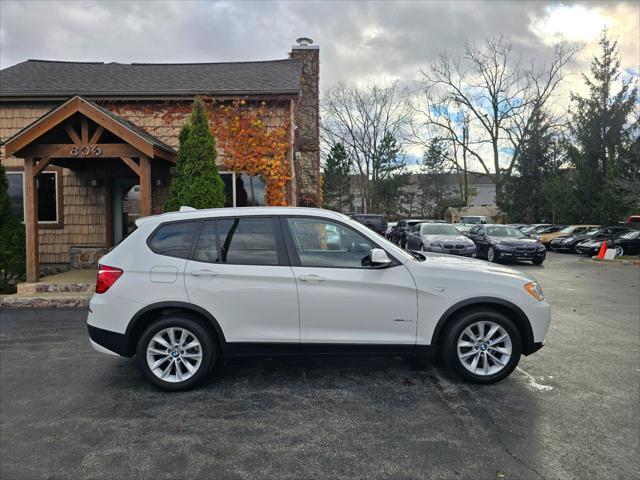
[1,1,638,170]
[1,0,638,90]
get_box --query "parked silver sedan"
[405,223,477,256]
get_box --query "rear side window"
[194,217,279,266]
[148,221,199,259]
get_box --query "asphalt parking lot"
[1,252,638,479]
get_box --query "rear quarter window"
[148,221,199,259]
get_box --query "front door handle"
[298,274,326,282]
[190,269,218,277]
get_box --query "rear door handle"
[298,274,326,282]
[190,269,218,277]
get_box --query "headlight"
[496,244,514,251]
[537,244,546,251]
[562,238,574,243]
[524,282,544,301]
[466,244,476,249]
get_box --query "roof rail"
[179,206,197,212]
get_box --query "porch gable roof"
[4,95,176,161]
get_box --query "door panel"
[284,217,418,345]
[185,262,299,343]
[184,217,299,343]
[292,265,418,344]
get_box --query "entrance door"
[112,179,140,244]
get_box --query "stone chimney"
[289,37,320,207]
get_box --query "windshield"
[620,230,640,240]
[421,224,460,235]
[459,217,482,224]
[486,226,526,238]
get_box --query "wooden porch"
[3,96,176,282]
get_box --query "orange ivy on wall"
[103,98,292,206]
[208,99,291,206]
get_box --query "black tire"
[442,308,522,384]
[532,257,544,265]
[136,316,217,391]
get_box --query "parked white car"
[87,207,550,390]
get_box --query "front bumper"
[495,249,546,261]
[575,245,599,255]
[430,246,476,256]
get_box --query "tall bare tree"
[410,36,577,204]
[322,81,411,212]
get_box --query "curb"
[0,295,90,309]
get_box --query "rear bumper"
[88,325,129,357]
[525,341,545,356]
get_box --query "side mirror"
[366,248,392,268]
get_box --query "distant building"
[348,172,497,215]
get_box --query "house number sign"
[70,145,102,156]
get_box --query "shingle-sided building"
[0,39,320,281]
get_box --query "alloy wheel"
[456,321,512,376]
[615,245,624,257]
[487,247,495,262]
[146,327,203,383]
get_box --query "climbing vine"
[208,99,291,206]
[102,97,292,206]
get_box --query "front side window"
[148,221,199,259]
[5,171,59,223]
[287,218,374,268]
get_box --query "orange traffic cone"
[597,242,607,259]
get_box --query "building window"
[5,170,62,225]
[219,171,266,207]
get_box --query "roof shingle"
[0,59,303,98]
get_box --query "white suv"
[87,207,550,390]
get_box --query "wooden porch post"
[139,155,152,217]
[23,158,39,282]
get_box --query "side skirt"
[226,343,435,359]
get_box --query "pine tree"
[569,30,639,223]
[501,111,564,223]
[164,98,225,211]
[322,143,352,212]
[370,133,407,214]
[0,163,26,291]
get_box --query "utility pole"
[462,115,469,206]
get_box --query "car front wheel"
[615,245,624,257]
[137,316,216,391]
[443,309,522,383]
[487,246,497,262]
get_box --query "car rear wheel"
[137,316,216,391]
[443,309,522,383]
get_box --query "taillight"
[95,264,123,294]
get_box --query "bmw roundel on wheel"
[87,207,551,390]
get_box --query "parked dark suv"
[390,219,437,248]
[347,213,387,236]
